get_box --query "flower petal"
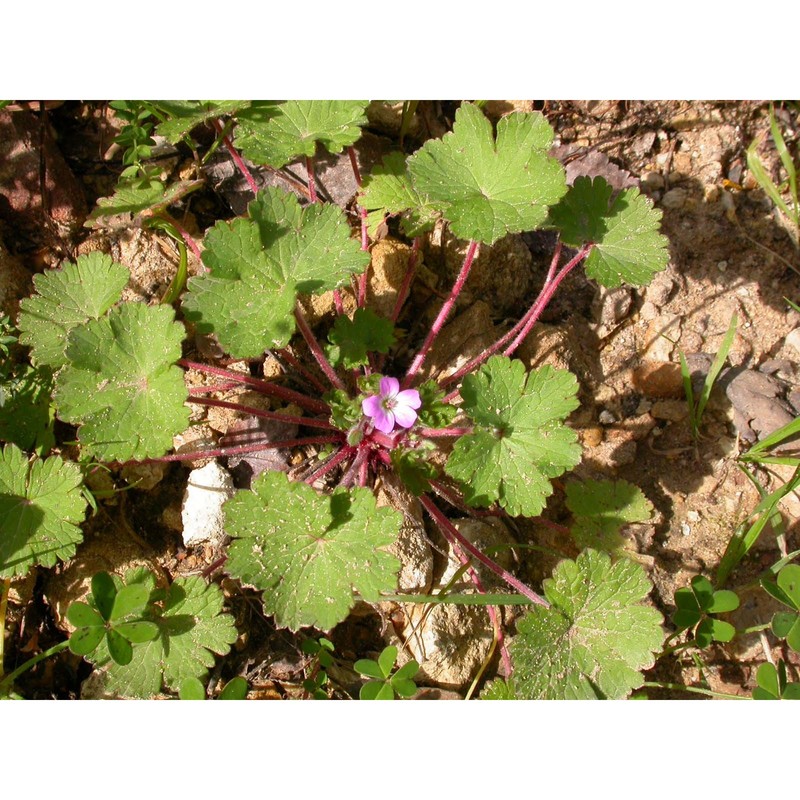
[395,389,422,409]
[392,404,418,429]
[362,395,382,417]
[379,376,399,398]
[372,408,396,433]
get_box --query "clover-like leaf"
[326,308,396,369]
[671,575,739,648]
[359,151,440,238]
[89,570,238,698]
[183,188,370,358]
[17,252,129,368]
[234,101,369,168]
[547,177,669,288]
[224,471,401,631]
[154,101,249,143]
[566,478,653,555]
[445,357,581,517]
[0,444,86,579]
[486,549,663,699]
[53,302,190,462]
[763,564,800,652]
[753,660,800,700]
[407,103,567,244]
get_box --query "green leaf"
[53,302,190,461]
[184,188,369,358]
[325,388,363,432]
[153,101,249,143]
[359,151,440,238]
[390,447,437,496]
[224,471,401,631]
[566,478,653,555]
[377,645,397,678]
[91,571,118,620]
[753,660,800,700]
[234,101,369,168]
[547,177,669,288]
[327,309,396,369]
[88,178,203,225]
[218,676,249,700]
[106,628,134,665]
[69,625,106,657]
[110,583,150,620]
[354,658,386,680]
[91,573,238,698]
[706,589,740,614]
[0,444,86,578]
[498,549,663,699]
[777,564,800,609]
[66,601,104,629]
[772,611,800,652]
[445,357,581,517]
[179,677,207,700]
[17,252,129,368]
[408,103,567,244]
[360,681,395,700]
[114,620,159,643]
[415,380,458,429]
[480,677,516,699]
[0,363,55,454]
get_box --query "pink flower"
[362,377,421,434]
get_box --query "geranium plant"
[2,100,675,699]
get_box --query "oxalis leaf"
[546,176,669,287]
[17,252,129,368]
[183,187,370,358]
[483,549,664,699]
[234,101,369,169]
[87,569,238,698]
[54,302,190,462]
[0,443,86,579]
[224,471,402,631]
[566,478,653,556]
[445,356,581,517]
[407,103,567,244]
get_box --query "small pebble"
[687,510,701,523]
[598,409,616,425]
[680,522,691,536]
[717,260,728,272]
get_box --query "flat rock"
[181,461,235,546]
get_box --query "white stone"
[181,461,235,546]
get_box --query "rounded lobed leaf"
[54,302,190,462]
[233,101,369,168]
[0,444,86,579]
[497,549,664,699]
[17,252,129,368]
[408,103,567,244]
[445,357,581,517]
[224,471,401,632]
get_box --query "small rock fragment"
[181,461,235,546]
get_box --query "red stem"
[502,244,592,358]
[212,119,259,197]
[417,426,473,439]
[348,146,362,186]
[429,480,506,519]
[124,435,343,465]
[277,348,328,394]
[419,495,549,608]
[189,396,334,430]
[339,447,368,488]
[293,304,345,390]
[439,242,590,390]
[391,237,421,324]
[187,381,243,395]
[178,359,329,414]
[169,218,205,265]
[305,156,318,203]
[305,445,354,485]
[402,240,479,389]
